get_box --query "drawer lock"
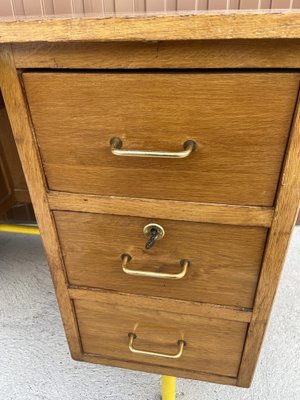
[143,223,165,249]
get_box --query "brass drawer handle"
[128,333,186,359]
[121,254,190,280]
[110,137,196,159]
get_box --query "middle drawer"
[55,211,267,308]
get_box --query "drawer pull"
[110,137,196,159]
[121,254,189,280]
[128,332,186,359]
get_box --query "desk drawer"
[23,72,299,206]
[55,211,267,308]
[74,298,248,378]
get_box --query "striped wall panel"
[0,0,299,18]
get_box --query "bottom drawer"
[74,298,248,378]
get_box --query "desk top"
[0,12,300,43]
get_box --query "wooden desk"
[0,12,299,388]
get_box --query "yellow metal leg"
[0,224,40,235]
[161,376,176,400]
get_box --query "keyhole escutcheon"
[143,223,165,250]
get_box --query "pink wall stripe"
[0,1,14,16]
[104,0,115,13]
[146,0,165,12]
[83,0,104,14]
[12,0,25,15]
[53,0,74,15]
[197,1,209,10]
[240,0,259,9]
[208,0,228,9]
[23,0,43,15]
[228,0,239,9]
[42,0,54,15]
[134,0,146,12]
[261,0,272,9]
[177,0,195,11]
[115,0,134,13]
[271,0,292,8]
[166,0,177,11]
[72,0,84,13]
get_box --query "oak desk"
[0,12,300,388]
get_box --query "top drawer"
[23,72,300,206]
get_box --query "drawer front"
[74,298,248,378]
[55,211,268,308]
[24,72,299,206]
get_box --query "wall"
[0,0,300,18]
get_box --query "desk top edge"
[1,12,300,43]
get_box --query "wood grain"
[74,298,248,377]
[69,288,252,322]
[0,45,82,359]
[2,13,300,43]
[237,92,300,387]
[80,352,237,385]
[12,40,300,70]
[48,191,274,228]
[57,211,267,308]
[23,72,299,206]
[1,35,299,388]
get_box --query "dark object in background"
[0,91,34,221]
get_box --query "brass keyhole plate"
[143,223,165,240]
